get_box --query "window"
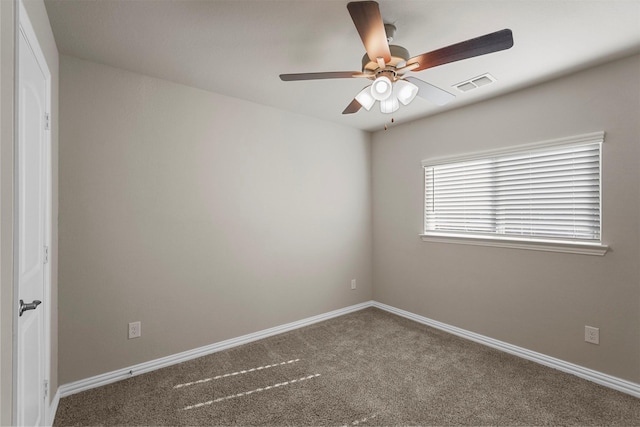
[421,132,607,255]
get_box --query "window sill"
[419,232,609,256]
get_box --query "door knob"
[19,299,41,317]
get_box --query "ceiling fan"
[279,1,513,115]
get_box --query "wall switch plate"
[585,325,599,344]
[128,321,141,339]
[351,279,356,290]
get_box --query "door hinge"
[44,380,49,398]
[44,112,50,130]
[43,246,49,264]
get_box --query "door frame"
[13,0,52,424]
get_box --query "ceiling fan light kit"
[279,1,514,117]
[395,79,419,105]
[371,75,393,100]
[380,94,400,114]
[355,85,376,110]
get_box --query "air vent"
[454,73,496,93]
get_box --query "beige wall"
[0,1,16,424]
[56,34,640,389]
[372,54,640,383]
[58,55,373,384]
[0,0,59,422]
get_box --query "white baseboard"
[57,301,373,398]
[372,301,640,398]
[54,298,639,413]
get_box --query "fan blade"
[407,29,513,72]
[342,98,362,114]
[404,76,455,106]
[280,71,361,81]
[347,1,391,64]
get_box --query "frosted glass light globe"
[371,76,392,101]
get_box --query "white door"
[16,5,50,426]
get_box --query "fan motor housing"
[361,45,410,74]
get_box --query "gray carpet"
[54,307,640,426]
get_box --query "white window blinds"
[424,133,603,242]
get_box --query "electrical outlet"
[351,279,356,290]
[128,321,141,339]
[585,326,599,345]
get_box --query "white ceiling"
[44,0,640,132]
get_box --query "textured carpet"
[54,307,640,426]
